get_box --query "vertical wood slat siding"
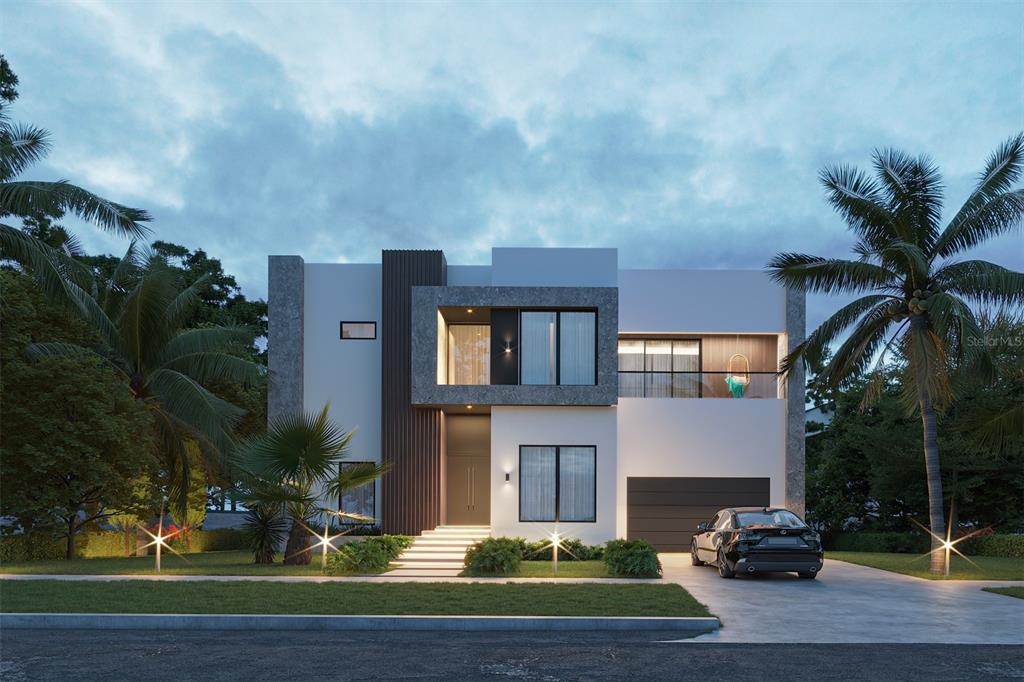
[381,250,447,536]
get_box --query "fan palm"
[235,404,388,566]
[768,133,1024,573]
[26,246,262,513]
[0,107,150,298]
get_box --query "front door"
[446,454,490,525]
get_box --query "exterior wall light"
[505,472,511,483]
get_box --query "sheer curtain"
[520,312,556,385]
[558,447,596,521]
[559,312,596,385]
[447,325,490,385]
[520,447,556,521]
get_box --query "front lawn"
[0,550,331,576]
[827,552,1024,581]
[0,580,710,617]
[983,587,1024,600]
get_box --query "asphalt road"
[1,630,1021,681]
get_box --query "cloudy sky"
[4,1,1022,327]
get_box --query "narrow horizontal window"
[340,321,376,340]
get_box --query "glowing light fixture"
[137,496,187,574]
[467,308,473,314]
[466,405,473,410]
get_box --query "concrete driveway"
[660,554,1023,644]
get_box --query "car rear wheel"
[717,549,735,579]
[691,542,705,566]
[798,571,818,579]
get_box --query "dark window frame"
[518,309,598,387]
[340,321,377,340]
[518,444,597,523]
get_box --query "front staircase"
[388,526,491,577]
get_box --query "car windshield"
[736,510,806,528]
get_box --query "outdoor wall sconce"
[505,472,511,483]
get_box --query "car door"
[697,512,721,560]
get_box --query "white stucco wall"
[615,398,787,537]
[490,406,617,543]
[618,269,786,333]
[303,263,383,518]
[491,247,618,287]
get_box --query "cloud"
[3,1,1022,332]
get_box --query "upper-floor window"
[448,324,490,385]
[341,321,376,339]
[618,335,781,399]
[521,311,596,386]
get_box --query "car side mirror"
[696,522,709,532]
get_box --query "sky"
[4,1,1023,329]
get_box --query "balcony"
[617,335,784,399]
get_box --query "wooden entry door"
[447,454,490,525]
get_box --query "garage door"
[627,477,771,551]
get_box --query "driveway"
[661,553,1023,644]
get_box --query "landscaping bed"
[0,580,711,617]
[827,552,1024,580]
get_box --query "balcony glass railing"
[617,371,781,399]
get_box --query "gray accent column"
[268,255,304,422]
[785,286,806,517]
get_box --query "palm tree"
[235,404,388,566]
[26,246,262,513]
[0,101,150,297]
[768,134,1024,573]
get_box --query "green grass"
[983,587,1024,600]
[827,552,1024,581]
[0,580,710,617]
[0,551,329,576]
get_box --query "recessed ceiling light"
[465,405,473,410]
[467,308,473,313]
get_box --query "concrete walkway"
[659,554,1023,644]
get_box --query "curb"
[1,613,720,632]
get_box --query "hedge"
[1,528,249,562]
[830,532,1023,558]
[324,535,411,575]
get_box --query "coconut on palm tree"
[26,246,263,513]
[768,134,1024,573]
[235,404,388,565]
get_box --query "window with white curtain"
[447,324,490,385]
[520,310,596,385]
[519,445,596,522]
[520,312,557,384]
[558,312,596,385]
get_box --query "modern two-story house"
[267,247,805,552]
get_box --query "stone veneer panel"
[411,286,618,406]
[268,255,304,421]
[785,286,806,517]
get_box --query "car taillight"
[801,532,821,544]
[739,531,762,542]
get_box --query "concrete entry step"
[391,526,491,575]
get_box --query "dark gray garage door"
[627,477,771,551]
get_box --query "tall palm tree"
[768,134,1024,573]
[235,404,388,566]
[26,246,262,513]
[0,104,150,298]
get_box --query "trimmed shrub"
[463,537,523,576]
[0,534,65,562]
[603,539,661,578]
[961,534,1024,558]
[79,531,135,558]
[324,535,411,575]
[830,532,930,554]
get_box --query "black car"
[691,507,823,579]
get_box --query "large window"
[337,462,376,525]
[447,324,490,385]
[618,339,700,397]
[519,445,596,522]
[520,311,596,386]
